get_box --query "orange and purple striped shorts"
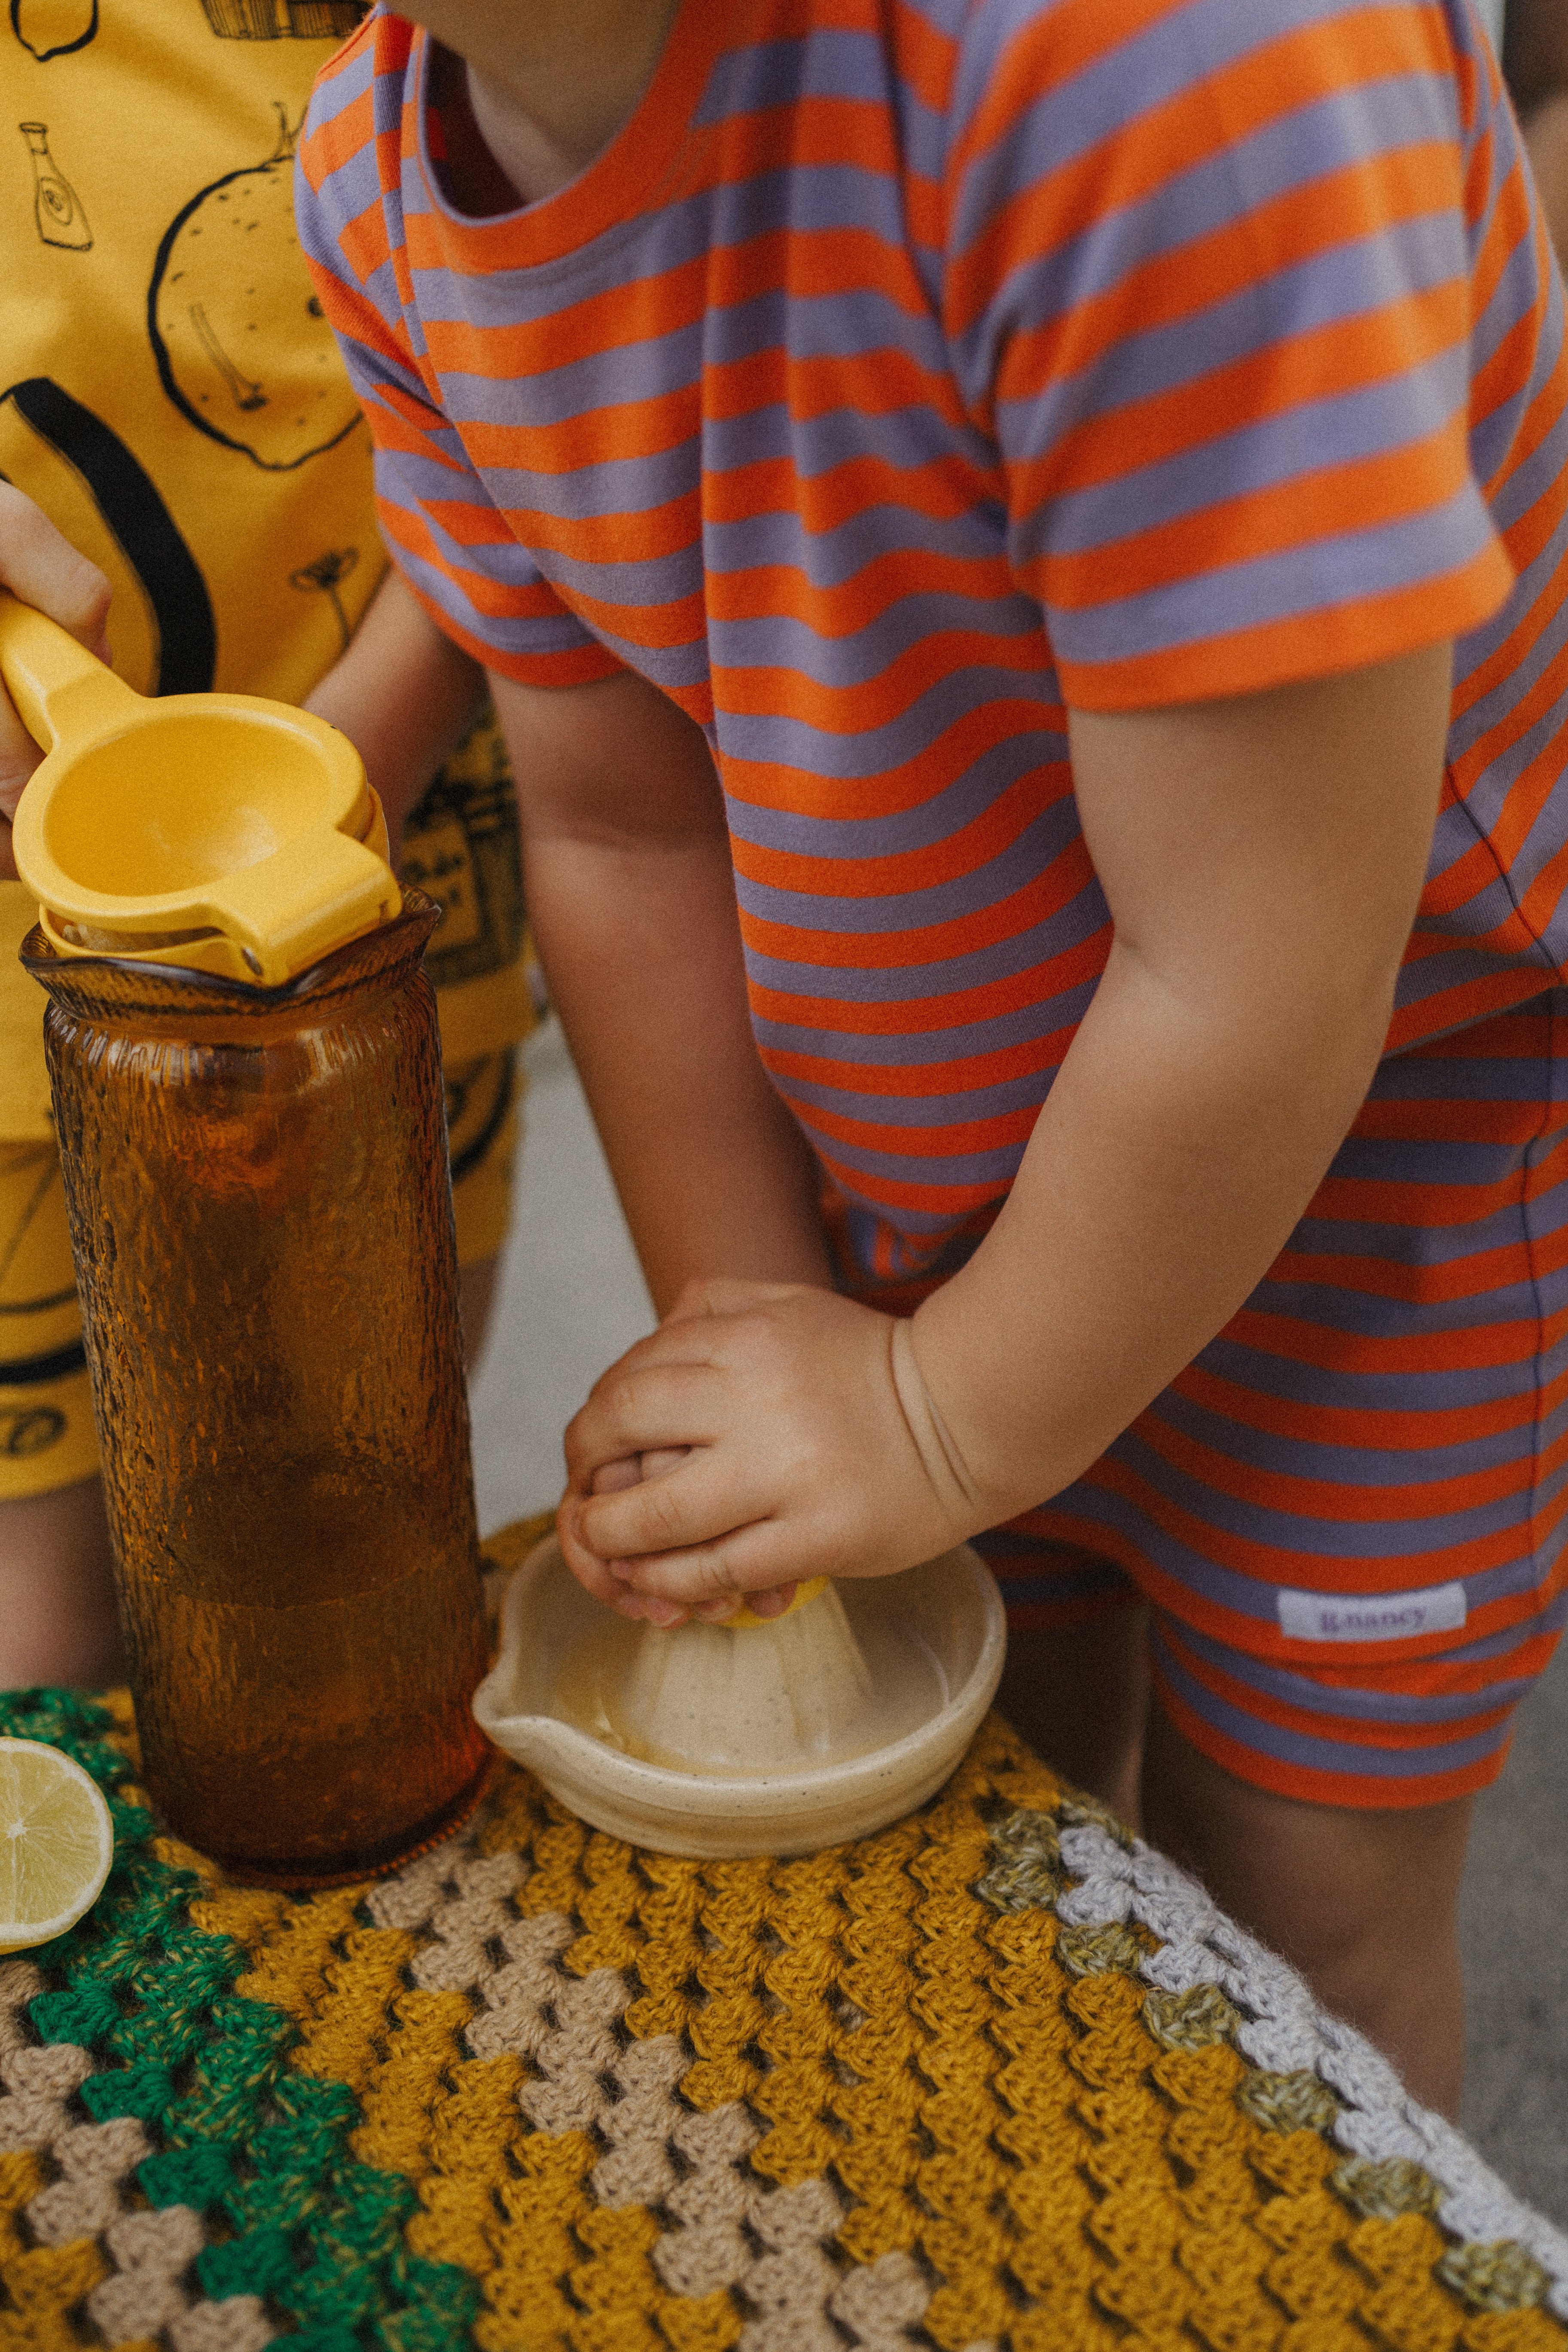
[918,998,1568,1811]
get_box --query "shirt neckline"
[412,0,725,270]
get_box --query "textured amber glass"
[23,897,491,1886]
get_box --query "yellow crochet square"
[36,1534,1561,2352]
[165,1526,1567,2352]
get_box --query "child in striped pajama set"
[300,0,1568,2109]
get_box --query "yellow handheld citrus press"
[0,588,396,984]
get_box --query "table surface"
[1,1527,1565,2352]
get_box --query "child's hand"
[557,1279,987,1620]
[0,483,112,879]
[583,1446,810,1626]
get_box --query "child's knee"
[1142,1687,1475,1946]
[0,1100,116,1684]
[0,1477,121,1690]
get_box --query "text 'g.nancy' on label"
[1276,1582,1467,1644]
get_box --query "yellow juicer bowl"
[1,590,397,986]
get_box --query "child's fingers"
[592,1447,696,1489]
[619,1593,690,1628]
[590,1523,819,1612]
[569,1452,826,1605]
[728,1584,798,1619]
[0,485,113,642]
[639,1446,691,1480]
[557,1494,696,1620]
[554,1498,632,1605]
[557,1458,808,1627]
[571,1451,740,1567]
[683,1578,799,1624]
[564,1364,722,1484]
[555,1499,692,1623]
[572,1452,702,1620]
[591,1456,643,1495]
[0,486,113,813]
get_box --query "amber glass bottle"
[23,895,491,1886]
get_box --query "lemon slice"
[0,1739,113,1952]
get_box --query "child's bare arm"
[305,566,486,855]
[488,665,832,1310]
[911,638,1452,1510]
[560,643,1454,1614]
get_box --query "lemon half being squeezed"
[0,1739,113,1952]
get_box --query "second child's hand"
[557,1279,989,1622]
[0,483,113,882]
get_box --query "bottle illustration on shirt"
[147,104,360,470]
[290,546,359,651]
[198,0,362,36]
[18,122,90,249]
[10,0,98,61]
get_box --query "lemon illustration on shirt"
[10,0,98,62]
[148,106,360,472]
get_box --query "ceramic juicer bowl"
[473,1534,1007,1858]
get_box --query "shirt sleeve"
[941,0,1519,710]
[296,24,621,688]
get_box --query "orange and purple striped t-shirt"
[300,0,1568,1290]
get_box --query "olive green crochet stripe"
[0,1686,483,2352]
[979,1798,1562,2322]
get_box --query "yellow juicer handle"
[0,588,139,751]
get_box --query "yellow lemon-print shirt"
[2,0,531,1121]
[1,1,395,1483]
[5,0,379,709]
[0,3,524,1495]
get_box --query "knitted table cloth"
[1,1522,1565,2352]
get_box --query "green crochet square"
[79,2060,175,2124]
[30,1979,121,2047]
[139,2138,238,2211]
[196,2222,298,2301]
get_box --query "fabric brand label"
[1276,1583,1467,1643]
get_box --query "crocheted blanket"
[1,1524,1565,2352]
